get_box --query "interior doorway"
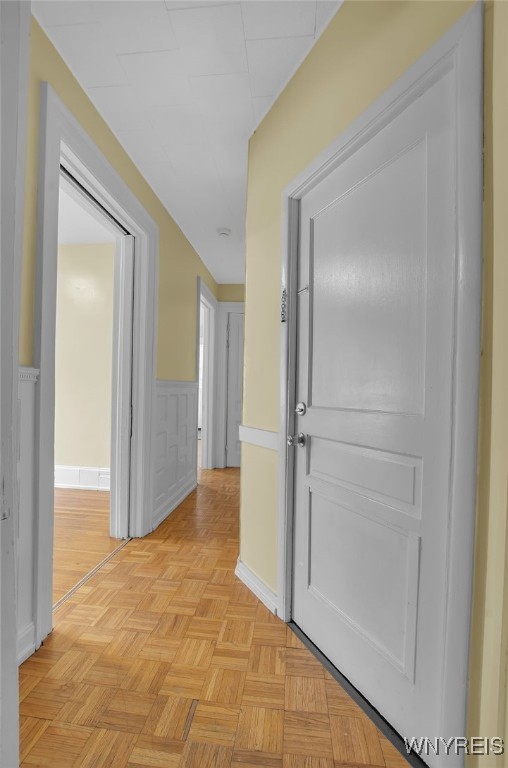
[52,174,130,606]
[197,279,217,471]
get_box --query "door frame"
[196,278,217,470]
[215,302,245,468]
[278,3,482,744]
[34,83,159,646]
[57,170,134,540]
[0,2,30,764]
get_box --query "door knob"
[295,402,307,415]
[287,433,306,447]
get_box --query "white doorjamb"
[34,83,159,646]
[279,3,482,745]
[215,302,244,468]
[58,170,133,539]
[0,2,30,765]
[197,278,217,470]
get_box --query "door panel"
[293,69,456,740]
[226,312,244,467]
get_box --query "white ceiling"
[58,186,117,244]
[34,0,342,283]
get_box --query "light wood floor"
[53,489,124,605]
[21,468,410,767]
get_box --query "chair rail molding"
[239,424,279,452]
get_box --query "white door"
[226,312,244,467]
[293,66,466,746]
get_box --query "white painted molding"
[235,559,278,616]
[152,380,198,530]
[152,475,197,531]
[277,4,483,754]
[239,425,279,452]
[17,623,35,666]
[55,466,111,491]
[34,83,159,647]
[17,367,38,670]
[18,367,39,383]
[215,302,245,468]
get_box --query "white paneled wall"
[17,367,39,663]
[15,374,199,663]
[152,381,198,530]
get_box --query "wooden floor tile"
[285,676,328,714]
[187,702,240,746]
[73,728,138,767]
[235,706,284,753]
[128,735,184,768]
[284,712,334,759]
[23,723,92,766]
[20,466,409,767]
[180,740,233,768]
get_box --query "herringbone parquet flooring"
[19,467,409,767]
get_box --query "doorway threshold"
[52,538,131,612]
[288,621,428,768]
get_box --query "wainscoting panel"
[152,380,198,529]
[17,367,39,663]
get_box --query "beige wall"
[217,284,245,303]
[55,243,114,468]
[242,0,508,757]
[21,19,218,381]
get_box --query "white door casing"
[279,5,482,763]
[110,233,135,538]
[33,84,158,647]
[226,312,244,468]
[0,2,30,765]
[197,278,217,470]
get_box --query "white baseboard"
[152,475,197,530]
[55,465,110,491]
[17,621,36,665]
[235,559,278,615]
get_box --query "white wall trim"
[33,83,159,647]
[152,380,198,530]
[197,278,217,470]
[18,367,39,383]
[235,559,278,616]
[54,466,111,491]
[278,4,483,753]
[153,475,197,531]
[215,302,245,468]
[17,622,35,666]
[239,425,278,452]
[17,368,39,672]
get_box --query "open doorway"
[197,279,217,471]
[52,175,130,606]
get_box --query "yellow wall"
[243,0,508,755]
[243,0,473,592]
[21,18,218,381]
[55,243,114,468]
[217,284,245,303]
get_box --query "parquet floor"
[20,467,410,768]
[53,489,124,605]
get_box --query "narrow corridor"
[19,467,409,767]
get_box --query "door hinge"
[130,404,133,438]
[1,478,10,520]
[226,320,230,348]
[281,288,288,323]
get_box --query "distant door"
[292,65,469,744]
[226,312,244,467]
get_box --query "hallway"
[19,468,409,767]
